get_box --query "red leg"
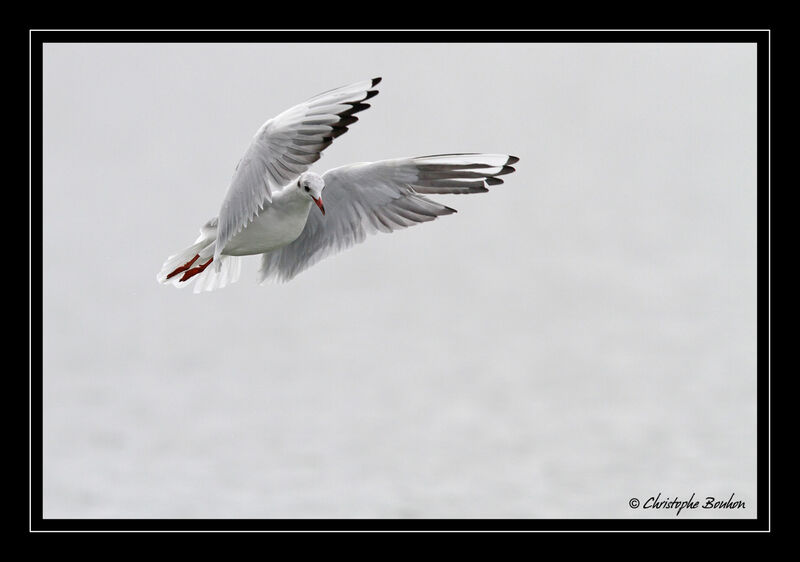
[179,257,214,282]
[166,254,200,279]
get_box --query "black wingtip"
[336,115,359,128]
[506,155,519,165]
[342,102,371,116]
[485,177,504,186]
[372,77,382,86]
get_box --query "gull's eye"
[305,186,310,192]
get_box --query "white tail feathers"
[191,254,242,293]
[157,220,243,293]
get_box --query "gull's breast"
[221,198,312,257]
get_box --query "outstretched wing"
[213,77,382,261]
[258,153,518,282]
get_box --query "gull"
[157,77,518,292]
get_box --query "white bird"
[157,77,518,292]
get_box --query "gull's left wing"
[258,153,518,282]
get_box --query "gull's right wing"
[213,77,382,262]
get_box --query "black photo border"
[29,28,770,533]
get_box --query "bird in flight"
[157,77,518,292]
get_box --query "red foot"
[166,254,200,279]
[179,257,214,282]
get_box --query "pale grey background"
[42,42,758,518]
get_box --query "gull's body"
[157,78,518,292]
[223,183,316,256]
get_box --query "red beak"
[313,196,325,215]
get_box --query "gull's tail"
[156,218,243,293]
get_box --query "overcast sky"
[42,41,758,519]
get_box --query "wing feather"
[258,153,518,282]
[213,77,382,262]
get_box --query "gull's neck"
[273,185,313,216]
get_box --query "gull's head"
[297,172,325,215]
